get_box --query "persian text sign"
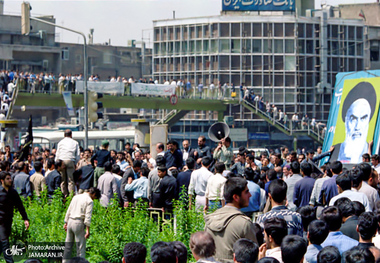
[132,83,175,96]
[222,0,294,11]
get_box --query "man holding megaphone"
[213,137,233,169]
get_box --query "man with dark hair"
[281,235,307,263]
[177,157,194,198]
[319,161,343,206]
[73,156,94,194]
[334,198,359,241]
[357,163,379,211]
[231,152,246,176]
[304,220,329,263]
[309,163,332,207]
[148,155,167,208]
[194,136,212,167]
[213,137,233,168]
[298,206,316,233]
[45,159,63,198]
[188,156,213,209]
[241,167,261,218]
[181,140,195,165]
[151,242,177,263]
[285,161,302,210]
[320,206,358,254]
[233,238,259,263]
[257,179,303,236]
[123,242,147,263]
[0,171,29,263]
[165,140,183,171]
[190,231,217,262]
[170,241,187,263]
[343,247,375,263]
[97,161,119,207]
[121,160,142,208]
[205,177,258,262]
[329,171,371,211]
[205,162,227,212]
[293,162,315,208]
[155,166,177,212]
[371,154,380,173]
[91,140,111,187]
[55,129,80,196]
[264,169,278,194]
[317,246,341,263]
[259,217,287,262]
[30,161,45,197]
[362,153,371,163]
[63,187,101,261]
[356,212,378,249]
[125,167,149,204]
[13,161,32,198]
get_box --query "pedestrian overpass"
[12,92,324,144]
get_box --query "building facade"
[152,6,367,120]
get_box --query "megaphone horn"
[208,122,230,142]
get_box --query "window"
[103,52,112,64]
[61,49,69,60]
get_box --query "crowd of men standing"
[3,128,380,263]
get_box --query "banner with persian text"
[76,81,124,94]
[222,0,294,11]
[131,83,176,96]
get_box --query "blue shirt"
[321,231,358,254]
[124,176,148,199]
[293,176,315,208]
[305,244,322,263]
[319,174,339,205]
[241,180,261,213]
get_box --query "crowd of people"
[2,128,380,263]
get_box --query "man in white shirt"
[97,162,119,207]
[357,162,379,211]
[63,187,100,261]
[209,82,215,99]
[188,156,214,209]
[329,171,371,211]
[55,129,80,196]
[156,142,165,157]
[205,162,227,212]
[371,154,380,174]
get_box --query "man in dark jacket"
[45,159,63,198]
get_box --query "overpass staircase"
[241,100,324,144]
[155,109,190,127]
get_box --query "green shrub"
[9,190,205,263]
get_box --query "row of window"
[154,23,364,41]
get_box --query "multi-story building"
[152,1,367,120]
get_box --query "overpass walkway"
[12,89,325,143]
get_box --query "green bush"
[10,190,205,263]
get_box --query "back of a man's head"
[190,231,216,259]
[317,246,341,263]
[267,169,277,181]
[268,179,287,204]
[300,162,312,176]
[281,235,307,263]
[336,172,352,191]
[330,161,342,175]
[308,220,329,245]
[123,242,147,263]
[298,206,316,232]
[350,168,363,188]
[215,162,226,174]
[333,197,355,219]
[201,156,212,167]
[290,161,300,174]
[233,238,259,263]
[186,157,195,170]
[320,206,342,232]
[224,177,247,204]
[357,163,372,182]
[64,129,72,138]
[150,243,176,263]
[170,241,187,263]
[353,201,366,217]
[344,247,375,263]
[264,217,287,247]
[358,212,378,241]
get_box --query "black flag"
[19,115,33,162]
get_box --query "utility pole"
[21,2,89,148]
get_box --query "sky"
[2,0,377,48]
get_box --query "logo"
[5,245,24,256]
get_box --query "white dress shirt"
[55,137,80,163]
[188,167,213,196]
[205,173,227,201]
[64,193,94,226]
